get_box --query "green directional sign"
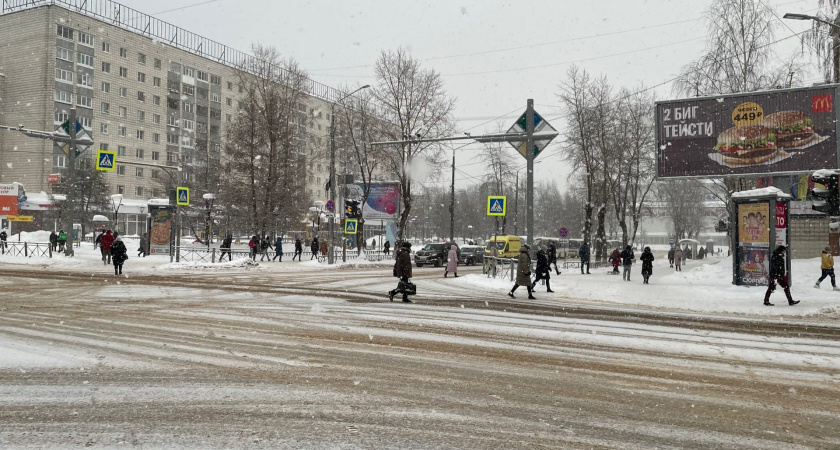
[507,110,557,159]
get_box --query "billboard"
[344,183,400,220]
[148,204,174,254]
[0,183,20,216]
[656,85,840,178]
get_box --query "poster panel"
[148,205,174,254]
[737,203,770,247]
[656,86,839,177]
[737,247,770,286]
[345,183,400,220]
[0,183,20,216]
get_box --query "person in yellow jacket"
[814,247,840,291]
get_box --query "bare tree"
[373,48,456,241]
[658,180,708,240]
[674,0,801,96]
[479,138,514,233]
[802,1,840,83]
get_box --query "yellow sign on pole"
[486,196,507,216]
[95,150,117,171]
[344,219,358,235]
[7,215,34,222]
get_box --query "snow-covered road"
[1,264,839,448]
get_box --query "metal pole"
[449,149,455,242]
[514,169,519,235]
[175,166,181,262]
[342,183,347,262]
[525,99,535,248]
[206,199,211,252]
[329,103,336,264]
[63,108,77,256]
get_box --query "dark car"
[459,245,484,266]
[414,243,451,267]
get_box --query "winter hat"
[825,247,831,253]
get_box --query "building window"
[120,87,127,97]
[196,122,207,134]
[167,134,179,145]
[167,115,179,127]
[120,47,127,58]
[167,151,177,162]
[101,102,110,114]
[119,67,128,78]
[211,74,221,85]
[210,125,219,136]
[210,108,221,120]
[76,53,93,67]
[57,25,73,40]
[101,62,111,73]
[101,81,110,93]
[138,91,146,102]
[154,58,161,69]
[183,85,195,96]
[78,73,93,88]
[227,81,233,90]
[101,42,110,53]
[76,95,92,108]
[135,186,144,196]
[136,148,144,159]
[226,113,231,123]
[100,123,109,134]
[78,32,94,47]
[54,154,68,168]
[117,185,125,194]
[167,98,179,110]
[197,87,208,100]
[211,92,221,103]
[183,66,195,77]
[117,165,125,175]
[119,126,126,137]
[153,77,161,87]
[181,136,193,147]
[117,146,126,156]
[238,85,243,94]
[182,119,194,130]
[55,68,73,84]
[137,72,146,83]
[138,110,146,122]
[225,98,232,107]
[183,102,193,113]
[56,47,72,61]
[119,106,127,117]
[54,90,72,104]
[136,130,145,140]
[153,133,160,143]
[197,70,209,81]
[151,151,160,161]
[55,110,69,123]
[153,95,161,106]
[138,53,146,65]
[153,114,161,124]
[80,116,91,129]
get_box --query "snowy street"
[1,252,840,448]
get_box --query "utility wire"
[152,0,221,15]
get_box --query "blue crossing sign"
[95,150,116,171]
[176,186,190,206]
[486,196,507,217]
[344,218,358,235]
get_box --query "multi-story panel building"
[0,0,343,206]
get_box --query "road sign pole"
[63,108,77,256]
[525,99,535,249]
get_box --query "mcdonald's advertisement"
[656,86,839,177]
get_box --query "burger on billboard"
[656,86,839,178]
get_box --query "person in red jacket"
[99,229,115,265]
[608,248,621,274]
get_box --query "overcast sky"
[125,0,823,188]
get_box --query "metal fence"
[0,242,56,257]
[172,247,394,264]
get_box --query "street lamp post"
[784,12,840,83]
[467,225,473,243]
[329,85,370,265]
[202,193,216,251]
[110,194,123,233]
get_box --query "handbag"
[398,280,417,295]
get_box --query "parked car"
[414,243,452,267]
[459,245,484,266]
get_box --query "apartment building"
[0,0,342,208]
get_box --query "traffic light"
[344,199,361,219]
[810,171,840,216]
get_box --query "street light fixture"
[784,12,840,83]
[329,84,371,264]
[110,194,123,232]
[202,193,215,251]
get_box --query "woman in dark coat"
[764,245,799,306]
[531,247,553,292]
[640,246,654,284]
[508,245,535,299]
[389,242,414,303]
[110,236,128,276]
[273,236,283,262]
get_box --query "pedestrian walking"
[248,235,258,261]
[99,230,114,265]
[579,241,591,274]
[273,236,284,261]
[609,248,621,274]
[138,232,148,257]
[220,235,232,262]
[310,236,319,260]
[548,243,561,275]
[110,235,128,276]
[620,244,634,281]
[532,246,554,293]
[383,240,391,256]
[444,244,459,278]
[764,245,799,306]
[667,246,675,268]
[389,241,415,303]
[293,237,303,261]
[814,246,839,290]
[50,231,58,252]
[372,238,377,249]
[508,244,536,300]
[674,248,683,271]
[58,229,67,252]
[0,229,7,252]
[260,236,271,261]
[640,246,654,284]
[320,239,329,260]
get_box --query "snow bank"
[9,230,52,242]
[162,258,259,271]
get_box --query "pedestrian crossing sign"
[487,196,507,216]
[176,186,190,206]
[95,150,116,172]
[344,218,358,235]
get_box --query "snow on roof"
[731,186,791,199]
[92,215,109,222]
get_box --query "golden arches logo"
[812,95,833,113]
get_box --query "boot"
[508,292,515,299]
[546,280,554,293]
[834,286,840,291]
[454,273,458,278]
[388,291,395,302]
[764,301,774,306]
[814,283,821,289]
[789,300,800,306]
[444,271,448,278]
